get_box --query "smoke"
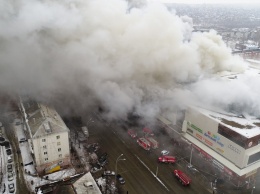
[0,0,251,121]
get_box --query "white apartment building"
[19,99,71,176]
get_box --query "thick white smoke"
[0,0,251,121]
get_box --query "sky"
[157,0,260,4]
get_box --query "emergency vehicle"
[143,127,154,136]
[145,137,159,149]
[128,129,137,138]
[158,156,176,164]
[173,169,192,186]
[137,137,151,150]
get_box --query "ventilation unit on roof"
[44,122,52,133]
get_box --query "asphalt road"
[87,116,211,194]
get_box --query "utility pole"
[189,144,193,167]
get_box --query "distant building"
[19,98,71,176]
[235,43,259,51]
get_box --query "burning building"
[181,67,260,188]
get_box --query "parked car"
[6,148,12,155]
[161,150,169,155]
[90,164,102,173]
[158,156,176,164]
[102,170,115,176]
[86,143,100,153]
[7,155,13,163]
[5,143,10,149]
[8,183,15,193]
[7,164,12,173]
[98,156,108,167]
[116,174,125,184]
[19,137,27,143]
[127,129,137,138]
[15,121,21,125]
[8,172,14,181]
[99,152,108,162]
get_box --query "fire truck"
[137,137,151,151]
[143,127,154,136]
[173,169,192,186]
[145,137,159,149]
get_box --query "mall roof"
[193,106,260,138]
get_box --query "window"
[58,148,61,152]
[187,128,193,134]
[57,142,61,146]
[248,151,260,165]
[43,145,47,149]
[42,139,46,142]
[44,152,47,155]
[59,154,62,158]
[56,135,60,139]
[45,158,48,161]
[218,124,247,148]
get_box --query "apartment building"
[19,99,71,176]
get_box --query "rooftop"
[194,106,260,138]
[73,172,102,194]
[22,99,69,138]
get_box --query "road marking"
[135,155,170,192]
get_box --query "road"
[86,116,211,194]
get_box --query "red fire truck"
[137,137,151,151]
[143,127,154,136]
[158,156,176,164]
[145,137,159,149]
[173,169,192,186]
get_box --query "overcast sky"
[157,0,260,4]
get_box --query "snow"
[73,172,102,194]
[246,59,260,64]
[197,107,260,138]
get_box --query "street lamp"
[115,154,126,185]
[187,143,193,168]
[156,164,158,177]
[251,186,255,194]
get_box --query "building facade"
[182,106,260,187]
[19,98,71,176]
